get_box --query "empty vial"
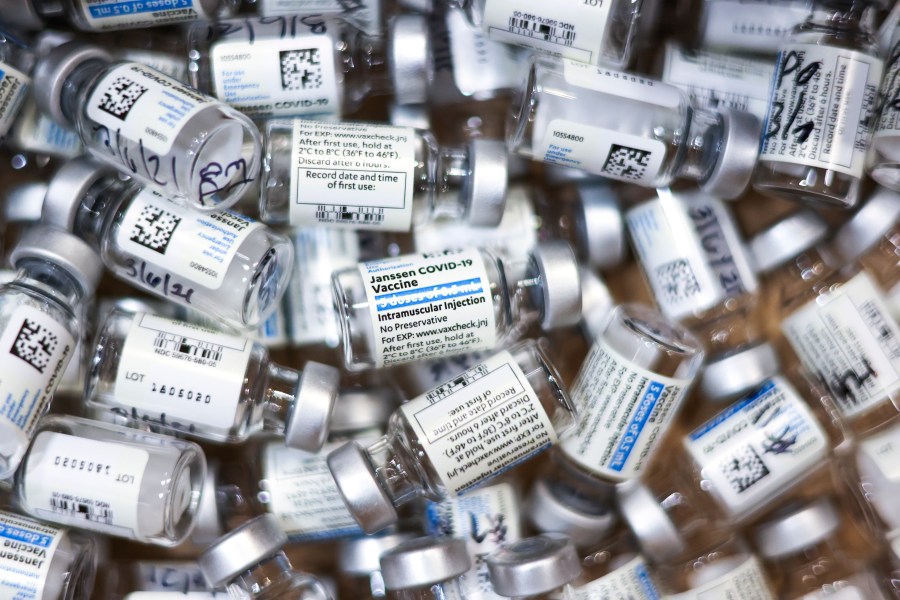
[508,56,761,199]
[0,31,33,142]
[12,414,206,546]
[32,42,261,211]
[84,309,339,449]
[572,532,664,599]
[484,533,582,599]
[331,243,581,370]
[0,0,238,30]
[337,533,415,600]
[0,509,97,600]
[0,226,102,480]
[328,341,576,533]
[261,119,508,231]
[197,514,332,599]
[380,537,471,599]
[695,0,813,54]
[753,1,883,209]
[868,22,900,190]
[42,158,293,329]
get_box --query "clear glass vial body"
[0,32,34,141]
[654,537,776,598]
[695,0,813,54]
[380,537,471,600]
[868,26,900,190]
[12,414,206,546]
[753,5,883,209]
[5,0,239,31]
[573,533,663,599]
[0,509,97,600]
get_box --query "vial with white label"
[749,211,900,434]
[572,532,664,599]
[0,226,102,480]
[245,0,385,37]
[753,2,883,209]
[868,24,900,190]
[0,509,97,600]
[332,243,582,370]
[197,514,332,599]
[118,560,222,596]
[509,56,761,199]
[445,0,643,69]
[261,119,509,231]
[695,0,813,53]
[41,158,293,329]
[32,42,261,212]
[327,341,577,533]
[0,0,238,31]
[379,537,471,599]
[850,418,900,541]
[13,414,206,546]
[337,533,415,600]
[484,533,582,598]
[84,309,339,449]
[0,31,33,142]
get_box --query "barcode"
[50,497,113,525]
[860,299,900,359]
[426,363,489,402]
[316,205,385,223]
[508,17,575,45]
[153,332,224,362]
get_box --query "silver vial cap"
[338,532,416,575]
[42,157,111,230]
[380,537,471,590]
[5,182,47,224]
[286,362,340,453]
[616,480,685,563]
[701,109,761,201]
[574,184,626,270]
[750,211,829,274]
[830,187,900,266]
[485,533,581,597]
[754,499,840,559]
[531,241,582,330]
[10,226,103,296]
[330,387,396,437]
[388,15,432,105]
[465,139,509,227]
[602,303,703,375]
[34,42,112,127]
[0,0,45,30]
[198,514,287,588]
[327,441,399,534]
[699,343,780,402]
[526,480,616,549]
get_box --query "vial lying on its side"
[0,31,33,142]
[484,534,582,599]
[695,0,813,54]
[0,0,238,31]
[379,537,471,599]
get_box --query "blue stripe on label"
[424,501,442,535]
[0,523,53,547]
[636,562,661,599]
[375,278,484,312]
[609,381,664,471]
[688,379,776,441]
[287,524,363,542]
[0,69,5,81]
[88,0,192,18]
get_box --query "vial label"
[400,351,555,495]
[0,62,29,139]
[359,249,497,367]
[481,0,612,65]
[801,586,866,600]
[405,352,491,397]
[760,45,882,178]
[119,50,188,82]
[446,8,522,97]
[0,512,64,600]
[110,312,253,431]
[699,0,811,53]
[563,60,683,108]
[627,194,758,320]
[134,561,210,592]
[125,594,224,599]
[560,339,691,480]
[288,121,416,231]
[0,305,75,445]
[875,38,900,138]
[782,272,900,418]
[79,0,209,30]
[10,100,83,158]
[662,44,774,121]
[859,425,900,482]
[572,557,661,600]
[263,442,363,541]
[258,0,381,36]
[666,557,774,600]
[24,431,149,537]
[117,188,263,291]
[254,305,289,348]
[684,377,829,517]
[210,24,340,119]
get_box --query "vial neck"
[59,59,108,127]
[73,176,130,249]
[30,0,65,19]
[432,146,472,220]
[261,363,300,434]
[232,554,295,596]
[365,426,426,508]
[675,108,724,185]
[14,260,83,307]
[341,30,390,108]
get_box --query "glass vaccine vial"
[0,31,33,142]
[445,0,643,69]
[753,2,883,209]
[0,509,97,600]
[0,0,238,31]
[570,532,665,599]
[84,309,339,449]
[337,533,415,600]
[32,42,261,212]
[379,537,471,599]
[508,56,761,199]
[484,534,582,599]
[696,0,813,54]
[197,514,332,599]
[327,341,576,533]
[868,23,900,190]
[331,243,582,370]
[12,414,206,546]
[0,226,102,480]
[41,158,293,329]
[261,119,509,231]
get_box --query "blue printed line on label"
[0,524,53,548]
[636,562,661,600]
[688,379,776,441]
[609,382,664,471]
[88,0,192,18]
[375,278,484,312]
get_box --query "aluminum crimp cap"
[701,108,761,201]
[526,480,616,550]
[749,211,829,274]
[699,343,780,403]
[602,303,704,374]
[197,514,287,588]
[10,226,103,296]
[465,139,509,227]
[531,241,582,330]
[829,187,900,266]
[338,532,416,575]
[754,498,841,559]
[285,361,340,453]
[574,183,626,270]
[389,14,432,105]
[42,157,113,231]
[34,42,112,127]
[380,537,471,590]
[616,480,685,563]
[327,441,399,534]
[485,533,582,597]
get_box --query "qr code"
[601,144,653,181]
[655,259,701,304]
[129,205,182,254]
[280,48,324,91]
[10,318,59,373]
[96,76,147,121]
[721,445,770,494]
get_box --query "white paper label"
[80,0,208,30]
[0,512,64,600]
[210,29,340,118]
[24,432,149,537]
[875,38,900,140]
[86,63,213,156]
[684,377,829,517]
[133,561,212,593]
[662,44,775,121]
[572,557,662,600]
[781,272,900,418]
[257,0,382,36]
[665,557,775,600]
[119,50,188,83]
[699,0,811,53]
[482,0,611,65]
[117,188,263,290]
[856,423,900,530]
[263,442,363,541]
[563,60,684,108]
[288,120,416,231]
[110,312,253,432]
[560,339,692,480]
[859,424,900,482]
[400,351,556,495]
[10,99,83,157]
[447,8,522,97]
[626,193,758,320]
[760,45,882,177]
[360,249,497,367]
[0,63,29,139]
